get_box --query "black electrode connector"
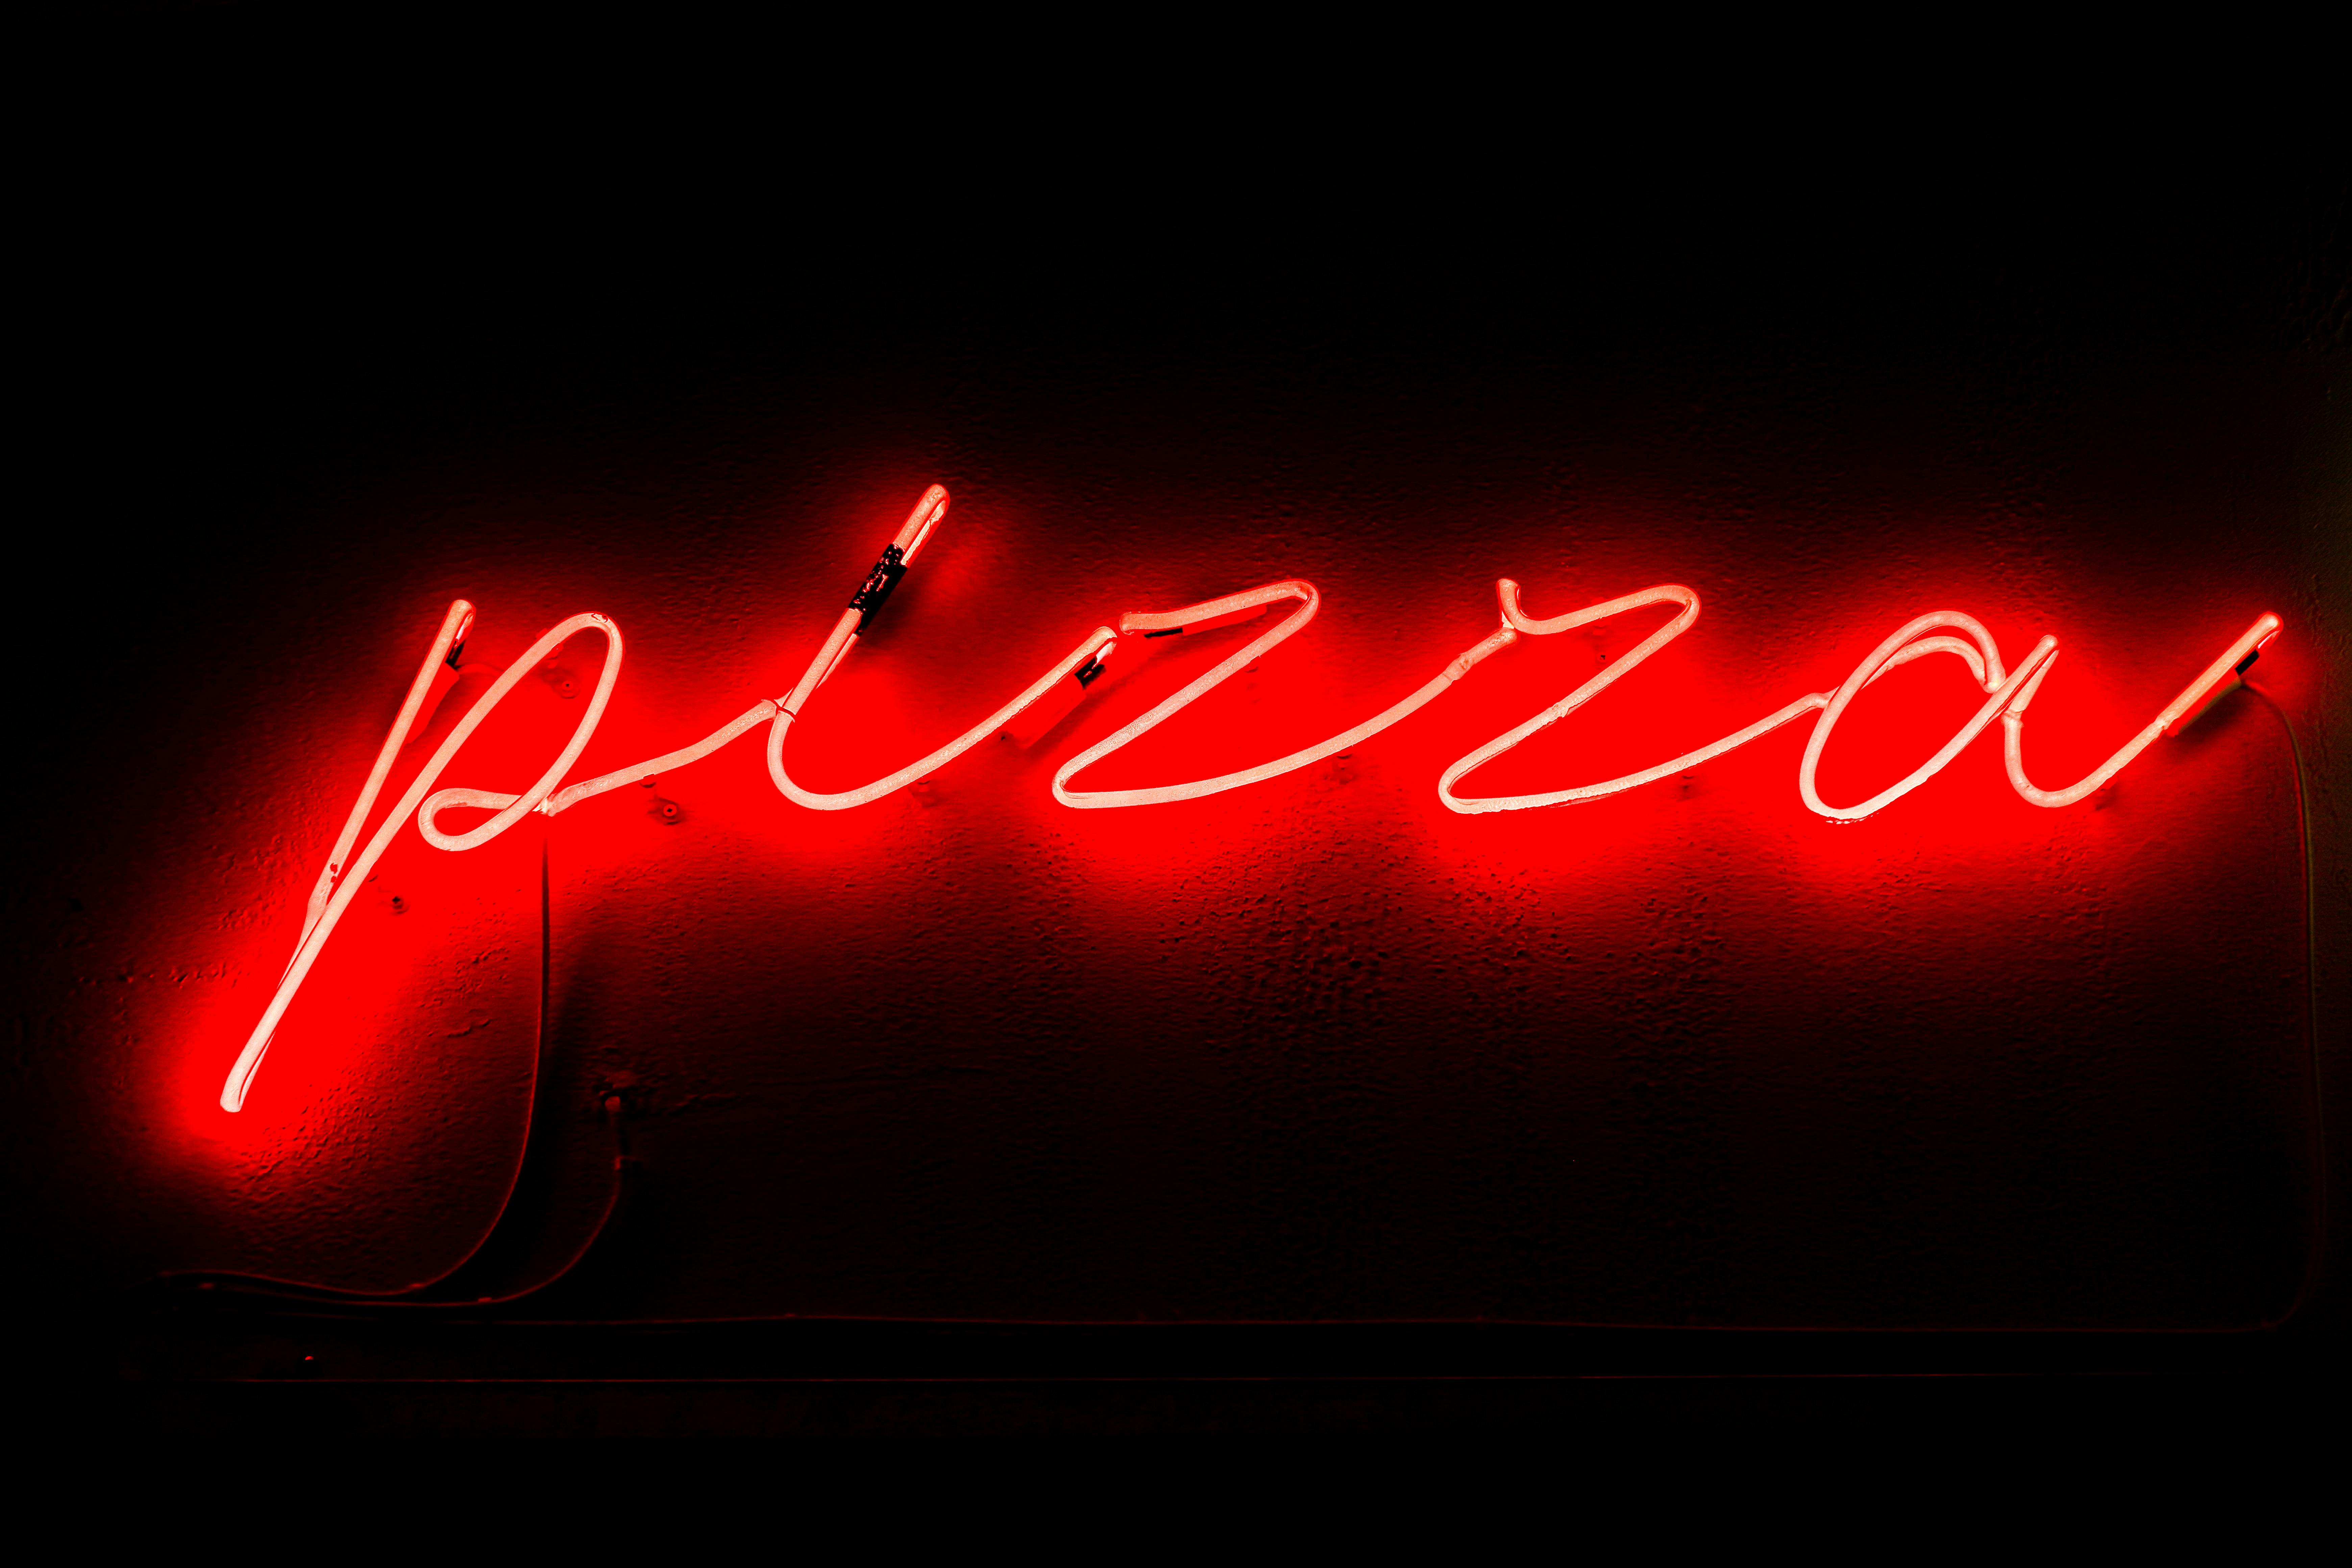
[1075,656,1109,688]
[850,545,908,632]
[2234,647,2262,675]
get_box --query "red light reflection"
[207,485,2283,1119]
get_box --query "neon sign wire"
[219,485,2283,1113]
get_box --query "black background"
[12,5,2349,1436]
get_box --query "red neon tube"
[2001,613,2282,808]
[216,479,2285,1110]
[221,611,622,1112]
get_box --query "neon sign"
[218,486,2282,1111]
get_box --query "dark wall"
[13,11,2349,1375]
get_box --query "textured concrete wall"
[12,23,2347,1331]
[16,334,2343,1329]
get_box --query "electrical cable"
[152,829,629,1316]
[2242,681,2330,1330]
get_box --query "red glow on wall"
[214,486,2284,1114]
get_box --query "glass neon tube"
[217,474,2287,1109]
[221,611,623,1111]
[1439,581,2277,822]
[1054,581,1521,809]
[2002,612,2282,807]
[1796,613,2058,823]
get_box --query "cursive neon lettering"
[222,612,622,1111]
[218,484,2283,1108]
